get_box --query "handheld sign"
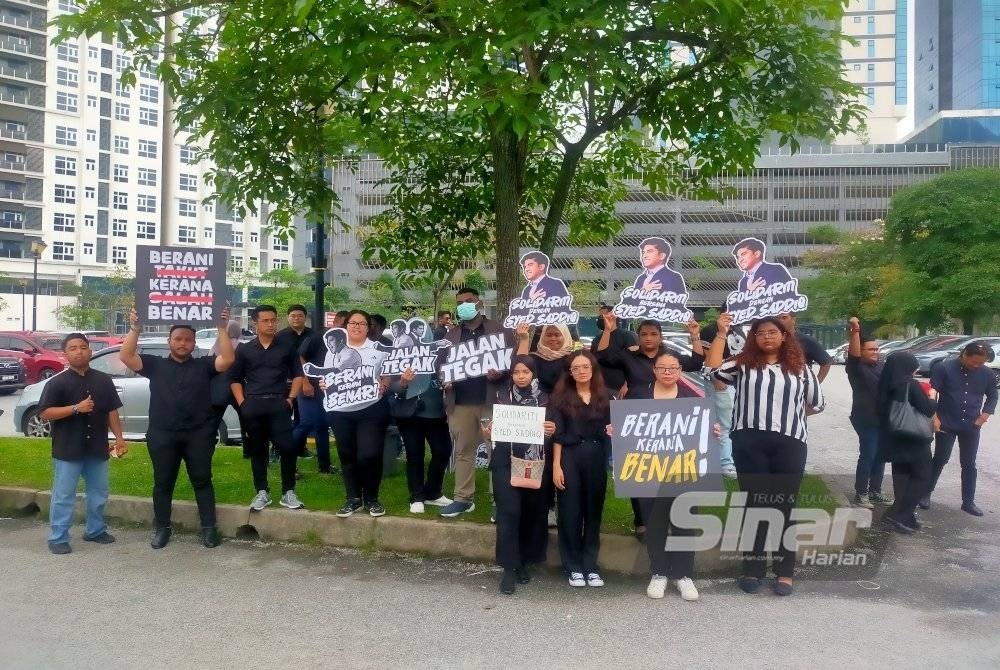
[301,329,387,411]
[135,245,227,325]
[504,251,579,328]
[491,404,546,445]
[380,318,450,377]
[726,237,807,324]
[438,332,513,384]
[613,237,692,323]
[611,398,722,497]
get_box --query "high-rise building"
[0,1,291,332]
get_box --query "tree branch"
[622,28,709,49]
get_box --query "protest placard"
[439,332,513,384]
[610,398,722,497]
[725,237,808,324]
[301,330,388,411]
[379,318,450,377]
[612,237,692,323]
[134,245,227,325]
[491,404,546,445]
[504,251,579,328]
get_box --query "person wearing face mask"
[437,287,512,518]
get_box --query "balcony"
[0,187,24,200]
[0,35,42,58]
[0,159,24,171]
[0,127,24,140]
[0,64,29,79]
[0,14,29,29]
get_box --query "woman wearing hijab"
[483,354,556,594]
[876,351,936,534]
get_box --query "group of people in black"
[40,290,993,604]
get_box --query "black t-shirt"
[37,367,123,461]
[700,323,748,358]
[139,353,218,431]
[846,354,883,427]
[549,388,615,449]
[229,338,301,396]
[796,333,833,368]
[591,328,637,391]
[277,326,312,359]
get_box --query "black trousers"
[638,497,695,579]
[732,429,807,580]
[491,444,549,569]
[147,424,217,528]
[328,402,389,503]
[928,428,981,504]
[885,447,933,526]
[557,440,607,575]
[241,397,297,494]
[397,416,452,503]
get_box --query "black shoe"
[634,525,647,544]
[773,580,794,597]
[83,531,116,544]
[516,566,531,584]
[367,500,386,517]
[151,526,172,550]
[737,576,761,594]
[336,499,364,518]
[48,541,71,555]
[961,502,984,517]
[500,570,517,595]
[917,496,930,510]
[888,516,918,534]
[200,527,220,548]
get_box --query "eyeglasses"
[346,321,368,327]
[569,365,592,372]
[755,329,783,338]
[654,366,681,373]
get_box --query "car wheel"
[23,408,52,438]
[39,368,57,380]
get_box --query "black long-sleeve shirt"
[229,337,301,396]
[595,344,704,389]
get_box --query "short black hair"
[61,332,89,350]
[456,286,479,297]
[599,304,614,313]
[335,310,349,319]
[169,325,196,337]
[370,313,387,330]
[637,319,663,334]
[639,237,671,256]
[521,251,548,268]
[861,335,878,346]
[733,237,766,256]
[437,310,451,319]
[287,304,307,315]
[963,341,996,362]
[253,304,277,320]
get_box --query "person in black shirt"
[119,306,235,549]
[38,333,126,555]
[277,304,315,459]
[845,317,888,508]
[297,329,334,474]
[432,310,453,339]
[590,305,637,393]
[230,304,305,512]
[776,313,832,382]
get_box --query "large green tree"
[56,0,862,313]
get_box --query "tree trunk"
[960,314,975,336]
[539,146,585,258]
[490,124,523,321]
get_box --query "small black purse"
[388,390,424,419]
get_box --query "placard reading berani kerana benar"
[134,245,228,325]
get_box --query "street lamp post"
[18,279,26,330]
[29,238,46,331]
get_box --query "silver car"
[13,340,242,444]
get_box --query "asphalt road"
[1,367,998,668]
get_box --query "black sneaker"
[336,499,363,518]
[500,569,517,595]
[516,566,531,584]
[83,531,116,544]
[367,500,386,517]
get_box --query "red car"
[0,332,66,383]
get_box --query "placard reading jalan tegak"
[135,245,228,325]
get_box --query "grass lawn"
[0,437,835,535]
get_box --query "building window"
[56,91,78,112]
[868,0,875,9]
[0,210,23,228]
[250,232,258,244]
[867,39,876,58]
[273,238,289,252]
[113,191,127,209]
[85,158,96,171]
[179,173,198,191]
[232,231,243,246]
[112,218,127,237]
[87,71,98,84]
[53,213,75,231]
[178,199,197,217]
[866,87,875,106]
[228,256,244,272]
[85,186,95,199]
[139,83,159,103]
[137,167,156,186]
[272,259,289,270]
[178,226,196,243]
[115,80,129,97]
[83,243,94,256]
[138,107,158,126]
[55,126,77,147]
[84,214,95,227]
[179,145,197,164]
[86,95,97,108]
[56,66,78,88]
[54,184,76,203]
[114,102,129,121]
[204,228,213,240]
[137,140,157,158]
[86,129,96,142]
[853,63,861,71]
[853,16,861,23]
[112,246,127,265]
[113,164,128,182]
[87,46,98,59]
[52,242,75,261]
[867,63,875,82]
[136,221,156,240]
[137,194,156,213]
[115,53,131,72]
[867,16,875,35]
[55,155,77,176]
[114,136,129,154]
[56,44,79,63]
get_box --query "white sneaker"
[424,496,453,507]
[568,572,586,587]
[547,508,557,528]
[279,491,304,509]
[676,577,699,601]
[586,572,605,588]
[409,501,425,514]
[722,465,738,479]
[646,574,668,599]
[249,490,271,511]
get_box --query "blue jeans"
[293,392,331,470]
[851,418,885,496]
[49,457,109,543]
[710,383,735,468]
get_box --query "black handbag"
[388,390,424,419]
[887,385,933,441]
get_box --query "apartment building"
[0,0,292,331]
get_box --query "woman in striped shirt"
[705,313,824,596]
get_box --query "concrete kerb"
[0,485,860,576]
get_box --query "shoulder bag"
[887,384,933,441]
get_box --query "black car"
[0,355,26,394]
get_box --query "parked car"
[826,342,849,364]
[0,355,26,394]
[0,332,66,383]
[13,340,243,444]
[35,333,123,352]
[913,337,974,376]
[878,340,906,353]
[984,344,1000,388]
